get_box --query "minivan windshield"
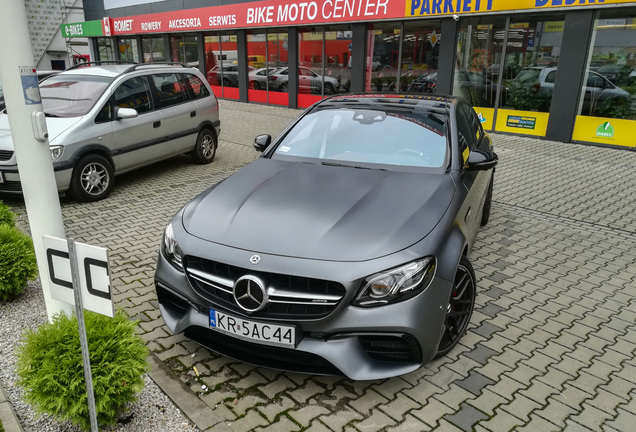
[40,75,114,117]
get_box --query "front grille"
[0,180,22,192]
[185,326,343,376]
[0,150,13,161]
[184,256,346,320]
[358,334,422,363]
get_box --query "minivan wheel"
[192,128,217,164]
[69,154,114,202]
[435,255,476,359]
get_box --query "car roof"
[314,94,455,113]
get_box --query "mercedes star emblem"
[250,254,261,265]
[233,275,267,312]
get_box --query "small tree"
[0,223,38,301]
[0,201,15,227]
[16,310,149,431]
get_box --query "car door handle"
[190,111,197,118]
[153,121,161,128]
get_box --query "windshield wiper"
[321,161,386,171]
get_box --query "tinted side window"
[114,77,152,114]
[455,108,474,166]
[151,73,190,109]
[461,104,483,147]
[184,73,210,100]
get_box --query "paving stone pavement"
[3,99,636,431]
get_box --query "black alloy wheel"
[192,128,217,164]
[69,154,114,202]
[435,255,476,358]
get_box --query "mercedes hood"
[182,158,455,261]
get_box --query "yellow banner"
[544,21,565,32]
[572,116,636,148]
[495,109,550,137]
[473,107,495,131]
[406,0,636,18]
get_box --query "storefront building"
[68,0,636,149]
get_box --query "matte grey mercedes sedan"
[154,94,498,380]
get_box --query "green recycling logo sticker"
[596,121,615,138]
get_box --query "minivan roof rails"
[65,60,136,71]
[122,62,189,74]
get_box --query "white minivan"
[0,62,220,202]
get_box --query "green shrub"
[16,310,149,431]
[0,224,38,301]
[0,201,15,227]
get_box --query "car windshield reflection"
[272,108,448,170]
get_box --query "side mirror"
[253,134,271,152]
[115,107,138,120]
[466,150,498,171]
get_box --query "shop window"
[324,27,352,97]
[299,28,324,108]
[204,32,239,100]
[142,36,165,62]
[97,38,116,62]
[170,34,199,66]
[247,30,288,106]
[401,20,441,93]
[367,23,401,92]
[118,38,139,62]
[500,16,565,114]
[454,18,507,130]
[572,13,636,148]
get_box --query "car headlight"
[353,258,436,307]
[162,222,183,271]
[50,145,64,161]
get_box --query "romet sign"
[43,235,114,318]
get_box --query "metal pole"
[0,0,72,321]
[68,239,99,432]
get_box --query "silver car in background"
[0,62,220,202]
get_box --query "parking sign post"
[67,238,99,432]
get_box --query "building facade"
[69,0,636,149]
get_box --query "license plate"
[209,309,296,348]
[0,171,3,183]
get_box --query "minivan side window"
[184,73,210,100]
[95,76,152,123]
[114,77,152,114]
[151,73,190,108]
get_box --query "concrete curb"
[0,383,24,432]
[146,352,234,431]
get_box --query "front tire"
[435,255,476,358]
[192,128,217,164]
[69,154,114,202]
